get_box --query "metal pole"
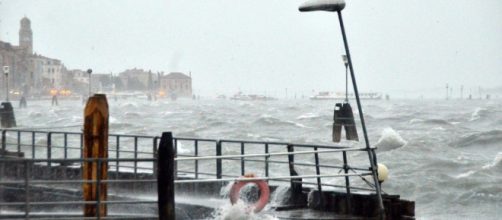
[89,74,91,97]
[345,63,348,102]
[5,72,9,102]
[87,69,92,97]
[336,11,385,217]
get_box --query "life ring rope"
[229,173,270,213]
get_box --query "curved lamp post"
[299,0,385,216]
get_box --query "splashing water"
[212,200,278,220]
[375,127,407,151]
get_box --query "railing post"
[16,131,20,153]
[47,132,52,167]
[157,132,175,220]
[64,133,68,159]
[342,151,352,214]
[1,130,6,151]
[174,138,178,179]
[265,143,269,178]
[194,140,198,179]
[24,160,30,219]
[287,144,302,194]
[31,132,35,159]
[216,141,222,179]
[116,136,120,178]
[134,136,138,178]
[153,137,159,176]
[314,146,324,207]
[240,142,245,176]
[83,94,109,218]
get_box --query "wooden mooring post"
[83,94,109,217]
[157,132,175,220]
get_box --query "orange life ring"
[229,173,270,213]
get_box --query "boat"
[310,91,382,100]
[230,92,276,101]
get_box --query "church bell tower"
[19,17,33,54]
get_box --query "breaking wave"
[214,183,278,220]
[296,112,321,120]
[454,130,502,147]
[212,200,278,220]
[455,152,502,178]
[28,111,43,118]
[375,127,407,151]
[409,118,452,126]
[482,152,502,171]
[470,107,489,121]
[254,115,308,128]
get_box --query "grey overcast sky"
[1,0,501,98]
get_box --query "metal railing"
[1,128,381,219]
[0,157,158,220]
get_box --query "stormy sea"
[8,97,502,219]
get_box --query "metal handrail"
[176,147,369,161]
[1,128,382,220]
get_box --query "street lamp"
[87,69,92,97]
[299,0,385,215]
[3,66,9,101]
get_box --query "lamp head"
[87,69,92,74]
[3,66,9,74]
[299,0,346,12]
[341,55,348,65]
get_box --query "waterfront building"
[159,72,192,98]
[118,68,153,91]
[0,17,68,97]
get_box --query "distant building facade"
[0,17,68,97]
[1,17,194,98]
[160,72,192,98]
[118,68,153,91]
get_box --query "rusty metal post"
[83,94,109,217]
[157,132,175,220]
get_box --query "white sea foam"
[212,200,278,220]
[269,185,290,206]
[175,141,191,154]
[124,112,141,117]
[409,118,424,124]
[470,107,486,121]
[375,127,407,151]
[455,170,476,179]
[120,102,139,108]
[28,111,43,117]
[109,116,118,123]
[296,112,320,120]
[482,152,502,170]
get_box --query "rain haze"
[1,0,501,98]
[2,1,502,219]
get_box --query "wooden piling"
[0,102,16,128]
[157,132,175,220]
[83,94,108,217]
